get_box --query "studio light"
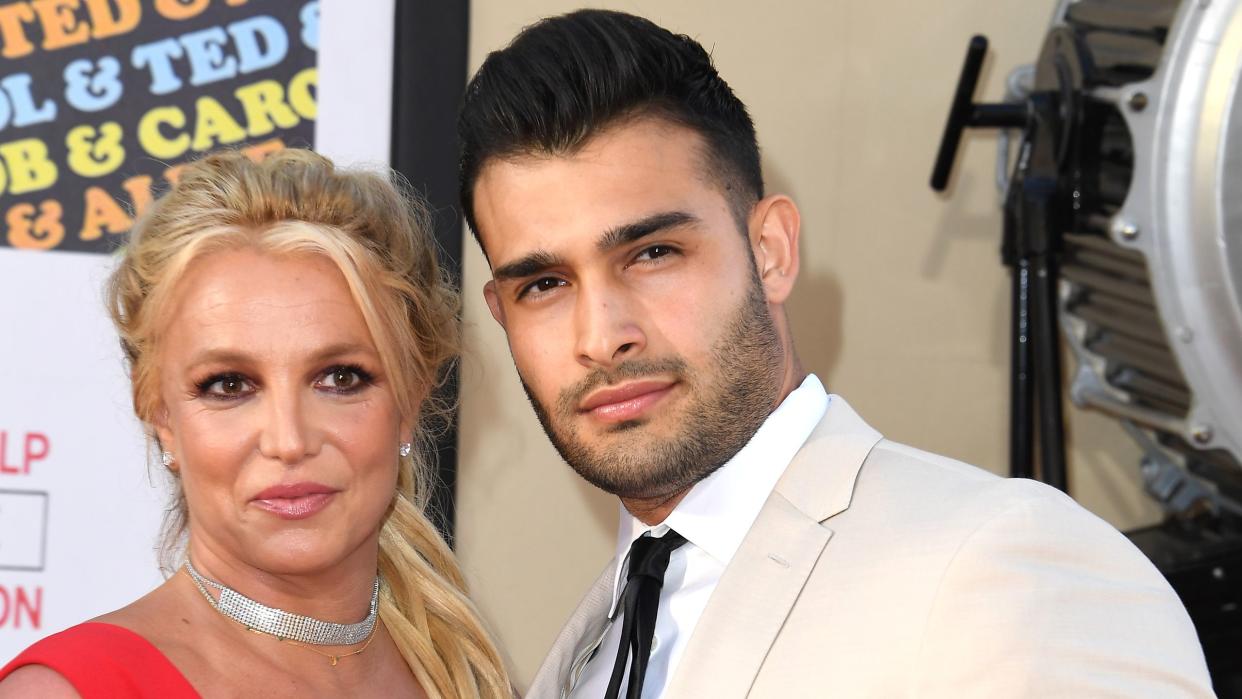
[932,0,1242,690]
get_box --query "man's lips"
[578,380,677,423]
[251,482,339,520]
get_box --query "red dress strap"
[0,622,199,698]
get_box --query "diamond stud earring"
[399,443,412,458]
[161,451,175,467]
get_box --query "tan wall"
[455,1,1164,689]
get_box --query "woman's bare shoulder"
[91,574,183,635]
[0,665,81,698]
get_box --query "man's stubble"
[519,274,784,500]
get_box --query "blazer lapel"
[664,396,882,698]
[778,395,883,523]
[664,492,832,698]
[527,561,617,699]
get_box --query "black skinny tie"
[604,530,688,699]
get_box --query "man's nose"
[574,283,646,369]
[257,383,318,465]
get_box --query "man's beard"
[519,277,784,500]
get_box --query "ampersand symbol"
[66,122,125,178]
[64,56,124,112]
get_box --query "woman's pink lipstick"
[251,482,339,520]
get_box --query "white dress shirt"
[570,375,830,698]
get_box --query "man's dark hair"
[458,9,763,247]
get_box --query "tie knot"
[625,531,687,584]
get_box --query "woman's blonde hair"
[106,149,510,698]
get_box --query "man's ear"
[748,194,801,304]
[483,280,507,329]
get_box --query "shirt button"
[650,635,660,655]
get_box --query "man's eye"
[520,277,566,298]
[197,374,253,398]
[319,365,374,393]
[636,245,675,261]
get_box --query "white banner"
[0,248,163,657]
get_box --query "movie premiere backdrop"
[0,0,468,660]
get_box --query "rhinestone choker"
[184,559,380,646]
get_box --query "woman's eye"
[198,374,253,398]
[319,366,372,392]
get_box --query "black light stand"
[931,35,1070,491]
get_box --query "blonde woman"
[0,150,511,698]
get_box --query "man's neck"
[621,487,692,526]
[779,357,808,409]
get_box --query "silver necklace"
[184,559,379,646]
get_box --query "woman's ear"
[154,406,178,472]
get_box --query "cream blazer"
[526,397,1214,698]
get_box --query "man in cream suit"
[458,9,1214,698]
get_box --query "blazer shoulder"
[841,438,1152,568]
[835,441,1211,694]
[865,438,1003,488]
[909,475,1212,695]
[866,443,1131,543]
[841,438,1006,526]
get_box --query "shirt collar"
[607,374,830,614]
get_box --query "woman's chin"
[240,534,374,578]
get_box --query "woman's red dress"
[0,622,199,698]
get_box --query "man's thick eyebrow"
[492,250,565,282]
[597,211,699,252]
[491,212,697,282]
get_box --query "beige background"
[453,1,1164,689]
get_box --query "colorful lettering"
[66,121,124,177]
[299,1,317,51]
[0,138,58,194]
[131,37,184,95]
[182,26,237,86]
[24,432,48,473]
[0,0,314,254]
[84,0,139,40]
[16,586,41,629]
[234,80,299,137]
[63,55,124,112]
[153,0,209,22]
[32,0,88,51]
[0,586,43,630]
[0,73,58,130]
[190,95,246,151]
[137,105,189,159]
[5,199,64,249]
[230,15,286,74]
[0,4,36,59]
[79,186,131,240]
[288,67,316,120]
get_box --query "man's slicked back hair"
[458,9,763,246]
